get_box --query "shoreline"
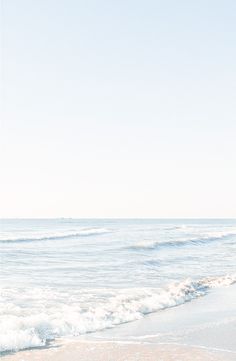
[2,285,236,361]
[2,340,236,361]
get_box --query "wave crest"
[130,230,236,250]
[0,228,110,243]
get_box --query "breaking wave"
[0,274,235,353]
[0,228,110,243]
[130,230,236,250]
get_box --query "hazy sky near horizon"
[1,0,236,218]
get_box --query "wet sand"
[89,284,236,352]
[2,340,236,361]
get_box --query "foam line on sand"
[2,340,236,361]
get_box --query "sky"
[0,0,236,218]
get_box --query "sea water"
[0,218,235,353]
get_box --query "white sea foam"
[0,228,109,243]
[0,274,235,353]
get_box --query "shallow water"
[0,218,235,352]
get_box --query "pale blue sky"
[1,0,236,218]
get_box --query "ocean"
[0,218,235,354]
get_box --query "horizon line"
[0,217,235,220]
